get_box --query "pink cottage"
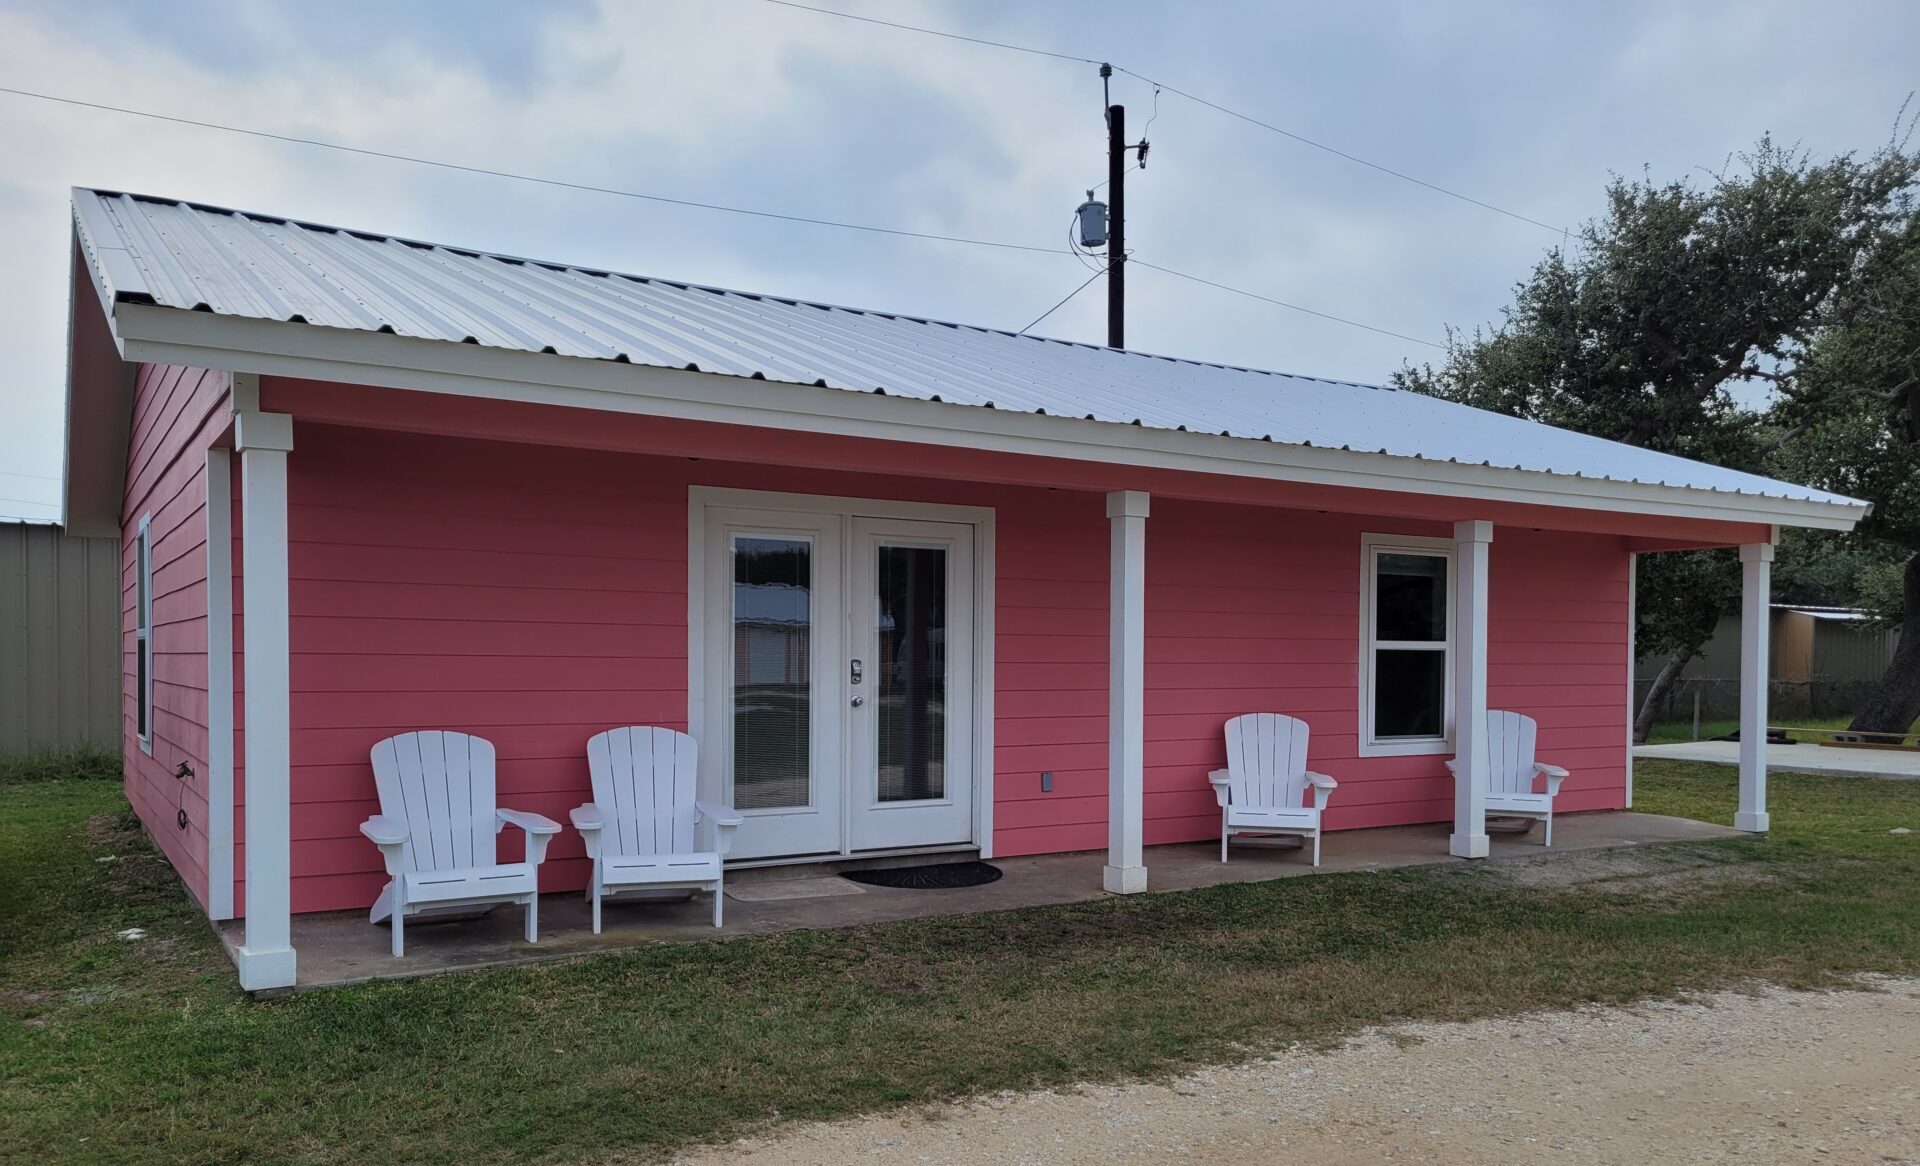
[60,190,1867,989]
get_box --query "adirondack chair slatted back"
[370,731,498,873]
[587,727,699,857]
[1484,711,1538,795]
[1224,714,1311,809]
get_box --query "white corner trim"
[109,306,1867,531]
[1356,532,1457,758]
[204,448,235,920]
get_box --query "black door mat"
[841,861,1003,890]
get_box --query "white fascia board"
[110,305,1871,532]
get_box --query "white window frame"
[136,513,154,755]
[1358,533,1455,757]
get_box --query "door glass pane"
[1374,648,1445,738]
[732,536,812,810]
[1375,553,1447,641]
[876,545,947,802]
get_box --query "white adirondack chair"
[570,727,743,932]
[1207,713,1339,865]
[360,731,562,957]
[1445,710,1570,845]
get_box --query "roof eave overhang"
[105,303,1870,534]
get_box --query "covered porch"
[205,376,1791,992]
[220,809,1738,991]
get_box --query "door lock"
[850,695,866,707]
[850,658,864,685]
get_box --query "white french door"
[702,508,845,859]
[846,517,975,852]
[697,496,981,862]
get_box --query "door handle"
[850,695,866,707]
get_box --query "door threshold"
[727,843,979,881]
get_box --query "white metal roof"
[68,188,1866,522]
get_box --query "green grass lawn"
[4,752,1920,1165]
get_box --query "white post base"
[235,945,297,991]
[1102,864,1148,894]
[1449,832,1490,859]
[1734,811,1770,833]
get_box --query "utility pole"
[1107,99,1126,349]
[1095,62,1147,349]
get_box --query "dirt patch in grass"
[1490,841,1785,897]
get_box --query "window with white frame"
[1359,535,1454,754]
[136,515,153,753]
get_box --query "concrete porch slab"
[222,811,1743,992]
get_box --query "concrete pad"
[224,811,1742,992]
[1636,739,1920,779]
[726,879,867,902]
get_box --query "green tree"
[1397,137,1917,740]
[1772,207,1920,734]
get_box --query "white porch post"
[1450,520,1492,859]
[1737,539,1774,833]
[205,447,235,921]
[235,410,296,990]
[1104,490,1149,894]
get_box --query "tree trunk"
[1848,552,1920,737]
[1633,646,1693,744]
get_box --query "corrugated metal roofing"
[71,188,1859,508]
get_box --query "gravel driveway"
[676,980,1920,1165]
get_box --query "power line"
[0,85,1068,257]
[1019,263,1111,335]
[0,468,59,482]
[754,0,1566,235]
[0,495,58,509]
[1133,260,1444,349]
[1111,68,1565,235]
[756,0,1102,65]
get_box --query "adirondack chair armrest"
[360,815,408,846]
[570,803,606,860]
[1207,769,1231,808]
[497,808,562,866]
[1533,762,1569,796]
[359,815,409,875]
[695,800,745,857]
[1305,770,1338,810]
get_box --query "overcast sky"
[0,0,1915,522]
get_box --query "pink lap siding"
[202,380,1639,916]
[121,364,232,910]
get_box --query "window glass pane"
[1374,648,1445,739]
[137,530,150,629]
[876,545,947,802]
[136,635,149,738]
[731,536,811,810]
[1375,553,1446,642]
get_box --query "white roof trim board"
[67,189,1868,530]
